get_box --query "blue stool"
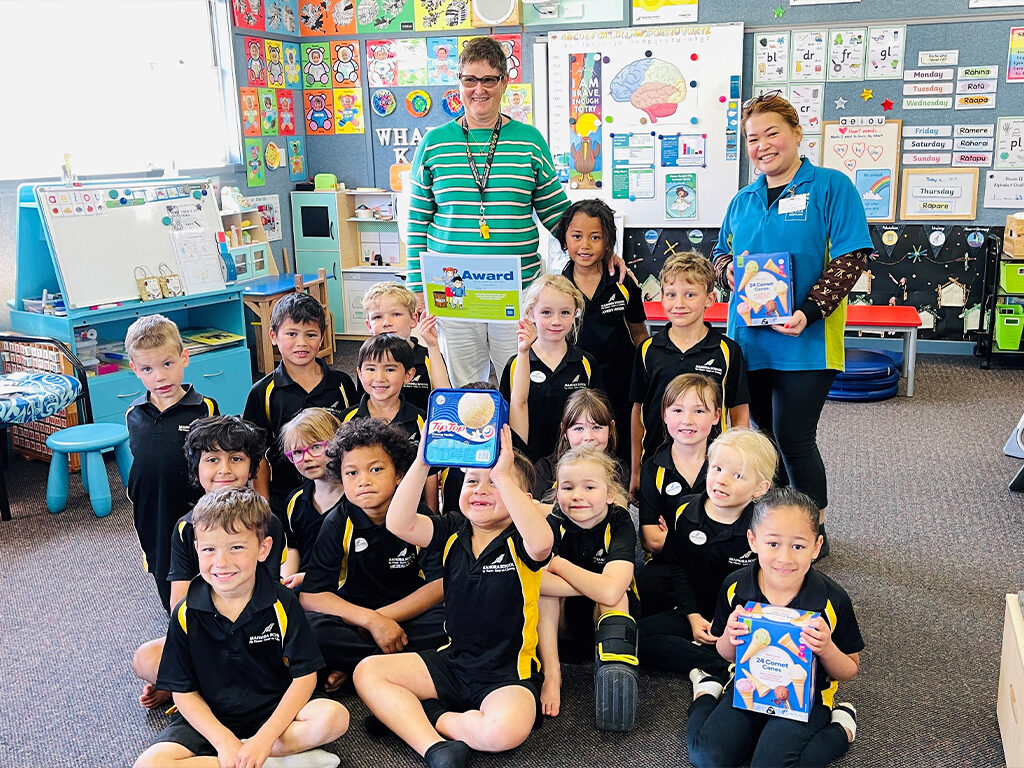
[45,423,132,518]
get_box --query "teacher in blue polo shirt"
[712,91,872,558]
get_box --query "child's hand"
[725,605,751,647]
[215,737,243,768]
[726,252,745,291]
[367,613,408,654]
[516,319,537,354]
[234,732,273,768]
[419,313,440,348]
[490,424,515,481]
[658,515,668,533]
[688,613,718,645]
[546,555,564,576]
[800,615,834,656]
[282,571,305,589]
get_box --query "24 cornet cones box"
[734,252,794,326]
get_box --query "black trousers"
[638,609,730,680]
[307,606,446,672]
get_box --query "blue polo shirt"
[714,158,873,372]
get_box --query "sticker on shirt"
[530,371,547,383]
[778,193,808,221]
[689,530,708,545]
[354,538,369,552]
[666,481,682,495]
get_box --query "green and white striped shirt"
[406,119,570,293]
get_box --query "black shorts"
[151,712,267,757]
[418,649,542,726]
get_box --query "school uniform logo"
[695,358,723,376]
[592,547,607,566]
[565,375,587,392]
[388,547,416,569]
[482,552,516,574]
[601,298,626,314]
[727,550,757,566]
[249,622,282,645]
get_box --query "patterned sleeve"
[799,250,870,325]
[406,136,438,294]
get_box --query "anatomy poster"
[822,120,902,222]
[548,24,742,226]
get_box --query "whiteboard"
[36,179,223,309]
[547,23,743,228]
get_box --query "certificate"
[422,250,523,323]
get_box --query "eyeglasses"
[458,74,504,88]
[742,89,783,110]
[283,441,328,464]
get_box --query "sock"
[422,698,449,728]
[262,748,341,768]
[363,714,391,739]
[688,667,724,701]
[424,740,470,768]
[831,702,857,742]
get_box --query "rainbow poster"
[855,169,891,220]
[568,53,603,190]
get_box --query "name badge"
[778,193,808,215]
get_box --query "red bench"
[643,302,922,397]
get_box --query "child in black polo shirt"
[125,314,219,613]
[639,428,775,682]
[299,418,444,694]
[354,426,552,768]
[279,407,344,588]
[132,415,282,710]
[361,281,452,411]
[636,373,720,616]
[244,292,357,523]
[554,199,649,465]
[537,447,638,731]
[629,251,750,497]
[686,487,862,768]
[501,274,604,463]
[135,487,348,768]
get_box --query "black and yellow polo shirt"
[284,479,342,569]
[167,506,288,584]
[355,338,435,412]
[638,442,708,530]
[339,393,425,445]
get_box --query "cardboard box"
[998,593,1024,768]
[733,602,818,722]
[1005,214,1024,259]
[733,252,794,326]
[424,389,508,469]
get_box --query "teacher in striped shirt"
[406,37,575,386]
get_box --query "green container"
[1000,263,1024,294]
[996,304,1024,351]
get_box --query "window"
[2,0,238,180]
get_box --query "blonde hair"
[556,388,617,457]
[555,446,629,509]
[522,274,585,341]
[279,407,342,452]
[661,373,721,417]
[659,251,715,294]
[191,487,271,542]
[124,314,183,359]
[708,428,778,486]
[361,281,417,316]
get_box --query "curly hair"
[184,416,265,486]
[325,417,417,482]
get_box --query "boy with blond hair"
[360,281,450,411]
[629,252,750,496]
[125,314,218,613]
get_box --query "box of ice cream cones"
[733,601,818,722]
[424,389,508,469]
[732,252,794,327]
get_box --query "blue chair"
[46,423,132,517]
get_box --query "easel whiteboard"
[36,179,222,309]
[546,23,743,228]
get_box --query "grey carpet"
[0,353,1021,767]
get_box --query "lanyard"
[461,115,503,239]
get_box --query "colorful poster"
[258,88,279,135]
[265,0,299,34]
[753,32,790,85]
[301,42,332,87]
[822,120,901,222]
[330,40,360,87]
[415,0,472,31]
[502,84,533,125]
[277,89,297,135]
[568,53,603,190]
[631,0,698,24]
[422,251,523,322]
[1009,27,1024,82]
[356,0,416,33]
[428,38,459,85]
[665,173,697,219]
[661,133,706,167]
[248,195,284,241]
[232,0,265,29]
[367,40,398,87]
[397,38,428,85]
[304,90,334,133]
[790,30,827,81]
[240,87,261,137]
[334,88,364,133]
[854,168,892,219]
[827,28,865,81]
[299,0,329,34]
[996,117,1024,169]
[282,42,302,87]
[244,36,267,86]
[789,84,824,134]
[866,26,905,79]
[288,136,307,181]
[264,40,286,88]
[324,0,357,34]
[493,34,523,83]
[244,138,266,187]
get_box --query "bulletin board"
[546,24,744,228]
[821,119,902,222]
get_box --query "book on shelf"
[180,327,245,353]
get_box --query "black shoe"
[424,740,470,768]
[815,525,830,561]
[363,714,391,739]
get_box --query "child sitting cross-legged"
[299,418,445,694]
[133,487,348,768]
[354,426,552,768]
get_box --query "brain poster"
[547,24,743,227]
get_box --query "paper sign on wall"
[791,30,827,81]
[1008,28,1024,82]
[900,168,979,219]
[827,29,866,81]
[867,26,904,79]
[996,117,1024,169]
[789,84,824,134]
[822,120,901,222]
[754,32,790,84]
[983,170,1024,207]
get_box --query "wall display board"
[822,119,901,222]
[546,24,744,228]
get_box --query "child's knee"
[477,715,531,752]
[132,638,163,680]
[305,698,350,742]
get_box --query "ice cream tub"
[733,601,818,722]
[424,389,508,469]
[733,252,794,327]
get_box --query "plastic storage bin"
[1001,263,1024,295]
[996,305,1024,351]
